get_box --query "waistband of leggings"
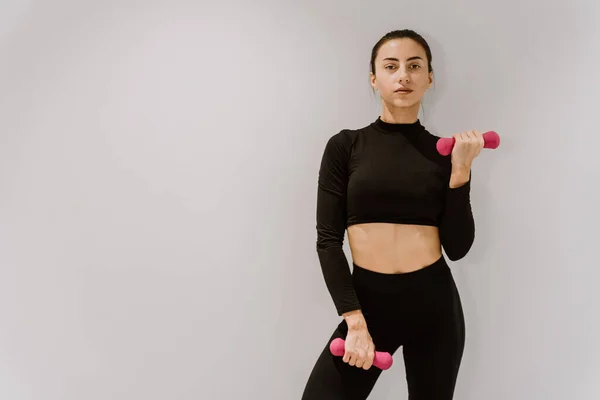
[352,256,449,293]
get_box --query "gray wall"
[1,0,598,399]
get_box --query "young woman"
[301,29,485,399]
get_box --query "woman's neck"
[380,102,420,124]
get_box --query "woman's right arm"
[315,131,360,316]
[316,131,375,370]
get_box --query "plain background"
[1,0,598,399]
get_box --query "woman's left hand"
[450,130,485,168]
[449,130,484,188]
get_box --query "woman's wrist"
[449,163,471,188]
[342,309,366,330]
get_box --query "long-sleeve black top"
[316,117,475,315]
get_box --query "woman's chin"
[387,98,421,109]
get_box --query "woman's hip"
[351,255,461,323]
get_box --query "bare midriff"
[347,223,442,274]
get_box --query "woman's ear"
[370,72,377,90]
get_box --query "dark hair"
[370,29,433,75]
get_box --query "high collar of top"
[371,116,424,136]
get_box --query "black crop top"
[316,117,475,315]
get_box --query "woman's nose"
[397,68,410,82]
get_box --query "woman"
[301,29,484,400]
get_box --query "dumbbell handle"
[329,338,393,370]
[436,131,500,156]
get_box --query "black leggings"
[301,256,465,400]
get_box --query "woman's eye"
[385,64,420,70]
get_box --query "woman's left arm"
[439,130,485,261]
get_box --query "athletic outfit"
[301,117,475,399]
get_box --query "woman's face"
[370,38,433,110]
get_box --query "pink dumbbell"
[329,338,393,370]
[436,131,500,156]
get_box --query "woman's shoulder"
[413,126,453,169]
[323,126,362,153]
[329,126,363,141]
[418,124,442,141]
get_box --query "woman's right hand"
[342,310,376,370]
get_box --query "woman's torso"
[343,120,450,274]
[348,223,442,274]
